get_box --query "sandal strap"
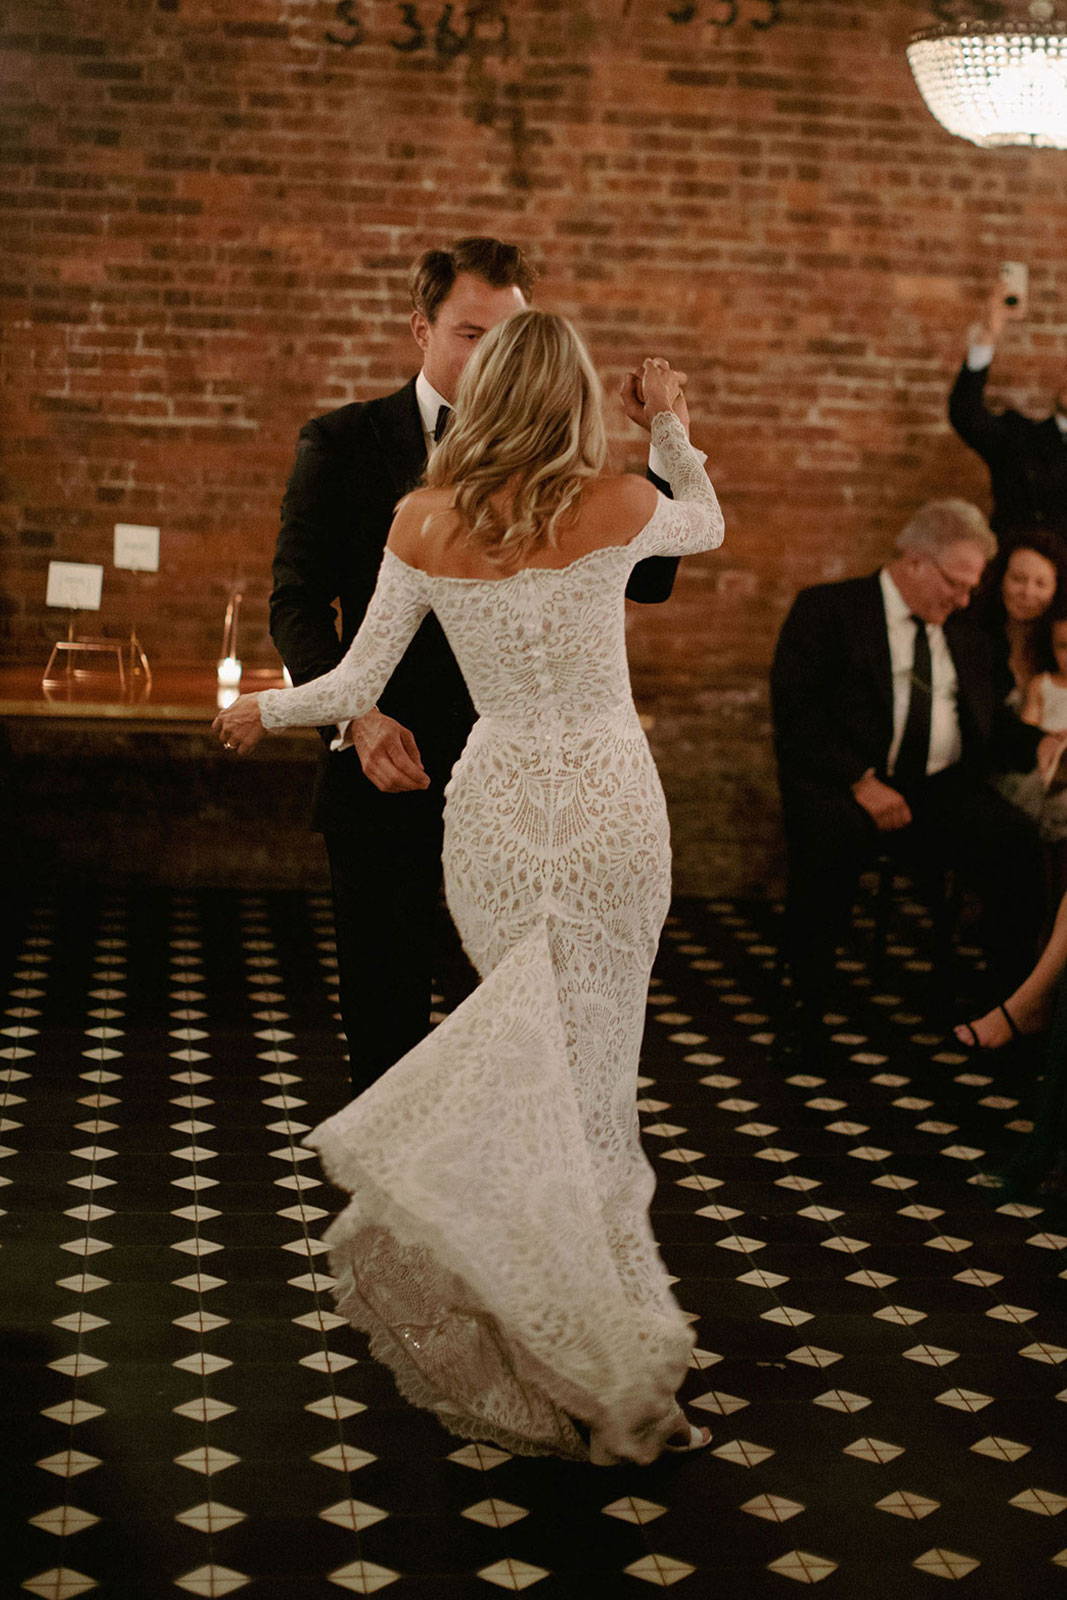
[998,1003,1021,1042]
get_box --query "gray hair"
[895,499,997,561]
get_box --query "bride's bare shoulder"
[583,473,661,536]
[388,487,459,567]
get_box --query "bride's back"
[389,472,661,582]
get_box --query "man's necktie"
[894,614,932,790]
[433,404,452,444]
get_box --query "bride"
[214,311,725,1464]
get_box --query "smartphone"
[999,260,1028,314]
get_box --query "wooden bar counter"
[1,662,329,890]
[0,663,289,724]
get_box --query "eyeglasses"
[924,553,980,599]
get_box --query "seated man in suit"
[771,499,1058,1042]
[948,282,1067,551]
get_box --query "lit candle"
[216,686,239,710]
[217,655,242,688]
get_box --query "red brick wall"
[3,0,1066,891]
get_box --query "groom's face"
[411,271,528,403]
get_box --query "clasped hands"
[620,356,690,433]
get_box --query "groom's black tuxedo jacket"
[270,378,680,832]
[771,571,1039,804]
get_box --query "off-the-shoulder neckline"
[383,498,667,585]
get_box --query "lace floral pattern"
[260,414,725,1463]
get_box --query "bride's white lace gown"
[258,414,724,1464]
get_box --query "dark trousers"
[323,783,471,1096]
[782,765,1041,1016]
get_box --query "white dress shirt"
[415,369,451,450]
[880,567,962,779]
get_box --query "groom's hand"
[350,707,430,792]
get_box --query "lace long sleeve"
[257,550,433,731]
[633,412,725,559]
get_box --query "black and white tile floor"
[2,885,1065,1599]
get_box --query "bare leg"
[955,889,1067,1048]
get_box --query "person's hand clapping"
[620,357,690,434]
[212,693,267,755]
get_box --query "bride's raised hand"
[640,357,690,433]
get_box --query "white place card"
[46,561,104,611]
[113,523,160,572]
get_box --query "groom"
[270,236,681,1093]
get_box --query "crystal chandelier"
[907,3,1067,149]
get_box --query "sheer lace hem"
[305,923,692,1466]
[312,1140,689,1465]
[320,1203,588,1461]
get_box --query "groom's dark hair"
[410,237,537,324]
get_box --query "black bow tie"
[433,405,452,444]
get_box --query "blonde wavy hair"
[424,309,608,564]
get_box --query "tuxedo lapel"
[366,378,427,503]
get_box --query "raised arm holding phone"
[948,267,1067,551]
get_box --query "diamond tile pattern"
[2,886,1065,1599]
